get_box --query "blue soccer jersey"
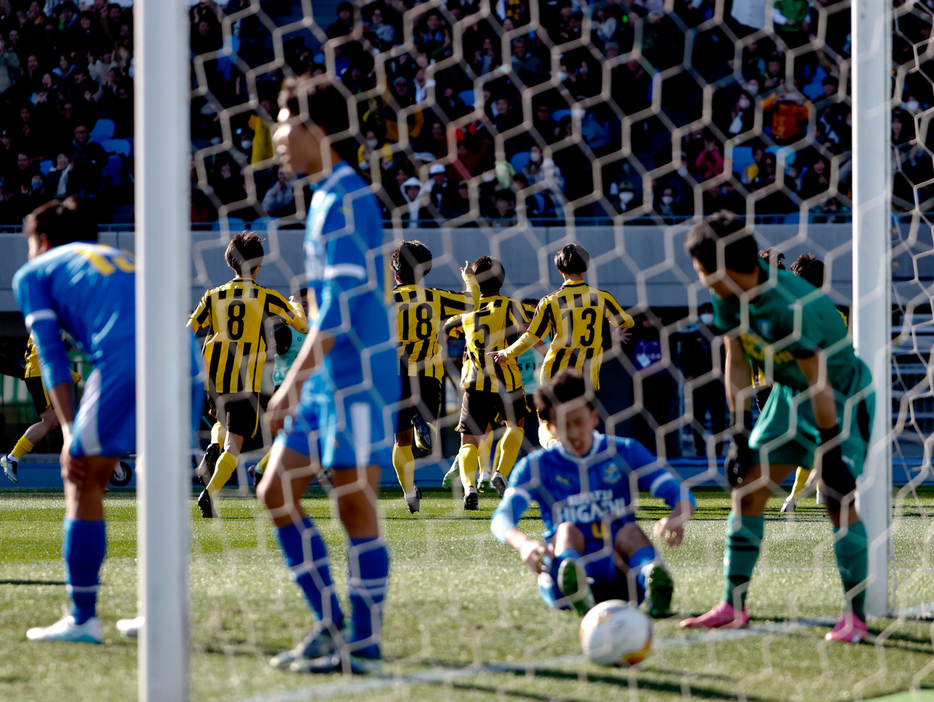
[14,243,137,456]
[280,162,399,469]
[491,433,696,544]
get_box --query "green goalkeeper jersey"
[712,260,872,396]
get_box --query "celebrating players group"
[4,78,876,673]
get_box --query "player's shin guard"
[722,513,764,611]
[493,427,524,479]
[63,517,106,625]
[833,521,868,621]
[207,451,238,498]
[628,545,658,600]
[392,444,415,494]
[348,537,389,659]
[274,518,344,629]
[12,436,34,461]
[210,421,226,446]
[458,444,479,489]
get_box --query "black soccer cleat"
[196,443,221,488]
[405,486,422,514]
[197,489,217,518]
[411,413,433,451]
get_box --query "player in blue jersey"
[257,80,399,675]
[491,369,696,618]
[12,199,135,644]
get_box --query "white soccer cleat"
[27,614,102,643]
[816,492,825,505]
[478,471,492,491]
[116,616,144,638]
[1,453,18,483]
[780,495,797,513]
[441,460,459,489]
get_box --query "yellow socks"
[458,444,479,490]
[478,433,493,476]
[392,444,416,494]
[255,451,269,475]
[207,451,238,498]
[494,426,524,479]
[791,466,812,497]
[12,436,35,461]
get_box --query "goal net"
[145,0,934,699]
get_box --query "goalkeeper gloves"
[725,410,754,487]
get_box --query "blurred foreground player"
[681,213,874,643]
[258,80,399,675]
[491,370,695,618]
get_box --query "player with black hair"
[681,213,875,643]
[451,255,529,506]
[189,231,308,518]
[492,243,633,448]
[13,198,202,643]
[491,369,695,618]
[390,240,478,512]
[257,76,400,675]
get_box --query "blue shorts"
[71,353,136,458]
[276,365,399,469]
[538,520,629,609]
[71,334,205,457]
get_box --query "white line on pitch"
[231,624,834,702]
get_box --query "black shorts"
[457,388,527,435]
[398,372,442,430]
[210,391,260,438]
[25,376,50,415]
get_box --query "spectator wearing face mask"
[357,129,394,182]
[653,183,691,221]
[521,145,564,191]
[44,152,76,199]
[609,179,641,213]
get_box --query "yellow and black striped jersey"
[24,334,41,379]
[188,278,308,395]
[24,333,81,384]
[394,274,479,380]
[459,295,528,393]
[504,280,633,390]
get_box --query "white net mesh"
[184,0,933,699]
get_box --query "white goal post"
[135,1,191,700]
[851,0,893,618]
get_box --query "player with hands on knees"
[681,213,875,643]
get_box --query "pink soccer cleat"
[825,612,868,643]
[680,601,749,629]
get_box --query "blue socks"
[63,517,106,625]
[629,545,658,600]
[274,518,344,629]
[347,537,389,659]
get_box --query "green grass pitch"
[2,487,934,701]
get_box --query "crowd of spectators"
[1,0,932,226]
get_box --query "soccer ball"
[579,600,652,667]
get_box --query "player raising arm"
[491,370,695,618]
[391,240,478,512]
[257,80,399,675]
[680,213,874,643]
[491,243,633,447]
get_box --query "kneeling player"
[491,370,696,618]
